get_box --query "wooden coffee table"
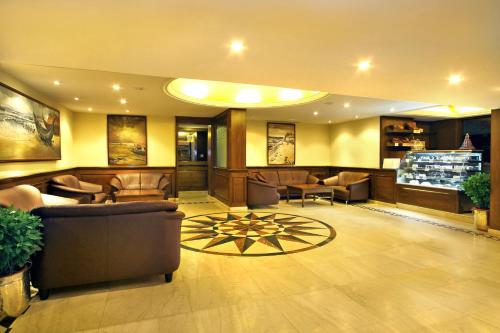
[114,189,165,202]
[286,184,334,207]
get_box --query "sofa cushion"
[278,170,310,185]
[116,174,141,190]
[0,185,45,212]
[141,173,163,189]
[52,175,81,189]
[338,172,370,186]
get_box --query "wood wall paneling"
[490,109,500,231]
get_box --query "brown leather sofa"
[248,169,319,196]
[0,185,184,300]
[322,171,370,203]
[247,175,280,207]
[49,174,107,203]
[110,173,170,201]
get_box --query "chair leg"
[165,273,173,283]
[38,289,50,300]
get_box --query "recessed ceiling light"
[355,115,359,119]
[53,80,61,86]
[279,88,303,101]
[235,89,261,103]
[87,107,93,112]
[125,109,130,113]
[390,107,395,112]
[357,60,372,72]
[328,120,332,124]
[230,40,245,53]
[313,111,319,116]
[181,82,209,99]
[74,97,79,101]
[448,74,464,85]
[112,84,121,91]
[344,102,350,108]
[120,98,127,105]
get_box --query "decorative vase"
[0,266,31,319]
[473,208,489,231]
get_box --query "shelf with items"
[396,150,482,191]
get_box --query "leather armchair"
[50,175,107,204]
[323,172,370,203]
[0,185,184,300]
[247,178,280,207]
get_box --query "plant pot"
[0,266,31,319]
[473,208,489,231]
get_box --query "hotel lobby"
[1,1,500,332]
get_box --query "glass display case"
[397,150,482,190]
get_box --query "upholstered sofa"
[247,175,280,207]
[49,174,107,203]
[322,171,370,203]
[248,169,319,196]
[110,173,170,201]
[0,185,184,300]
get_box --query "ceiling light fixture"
[87,107,93,111]
[328,120,332,124]
[230,40,245,53]
[235,89,261,103]
[344,102,350,108]
[279,88,303,101]
[120,98,127,105]
[181,82,209,99]
[112,84,121,91]
[355,115,359,119]
[125,109,130,113]
[357,60,372,72]
[390,107,395,112]
[74,97,79,101]
[53,80,61,86]
[313,111,319,116]
[448,74,464,85]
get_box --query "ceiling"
[0,0,499,122]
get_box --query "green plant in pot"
[462,172,490,231]
[0,207,43,319]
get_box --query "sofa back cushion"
[51,175,81,189]
[116,174,141,190]
[338,172,370,186]
[0,185,44,212]
[278,170,309,185]
[141,173,163,189]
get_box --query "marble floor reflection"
[10,194,500,333]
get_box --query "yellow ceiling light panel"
[398,105,488,118]
[165,78,327,108]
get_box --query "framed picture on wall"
[107,115,147,165]
[0,82,61,162]
[267,122,295,165]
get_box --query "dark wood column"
[211,109,247,207]
[489,109,500,233]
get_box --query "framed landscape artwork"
[107,115,147,165]
[267,122,295,165]
[0,82,61,162]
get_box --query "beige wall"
[246,120,331,166]
[72,113,176,167]
[330,116,380,168]
[0,69,75,179]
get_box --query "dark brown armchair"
[247,176,280,207]
[0,185,185,300]
[322,172,370,203]
[49,175,107,203]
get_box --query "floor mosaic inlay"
[181,212,336,256]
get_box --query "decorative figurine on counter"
[459,133,476,150]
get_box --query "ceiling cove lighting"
[165,78,328,108]
[399,105,487,118]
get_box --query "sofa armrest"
[110,177,122,191]
[346,178,369,189]
[41,193,79,206]
[307,175,320,184]
[158,177,170,191]
[323,176,339,186]
[51,184,98,195]
[79,181,103,193]
[31,201,182,218]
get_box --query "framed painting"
[107,115,147,165]
[267,122,295,165]
[0,82,61,162]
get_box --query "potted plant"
[462,173,490,231]
[0,207,43,319]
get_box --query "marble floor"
[9,194,500,333]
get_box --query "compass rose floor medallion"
[181,212,336,256]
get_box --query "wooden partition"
[490,109,500,232]
[0,169,75,192]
